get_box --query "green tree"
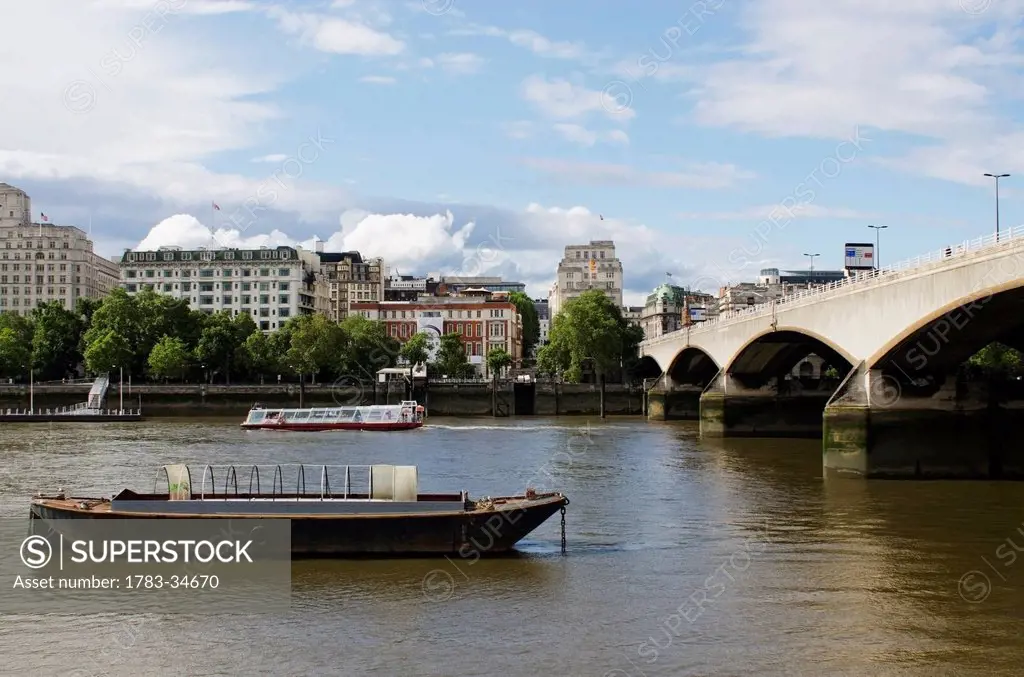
[486,346,512,378]
[148,336,191,382]
[400,332,431,370]
[194,311,245,384]
[966,342,1024,379]
[75,297,103,326]
[0,326,31,380]
[240,330,279,381]
[31,301,84,380]
[286,314,346,383]
[81,288,139,376]
[435,332,474,377]
[339,315,399,380]
[508,291,540,356]
[83,328,132,375]
[537,290,630,383]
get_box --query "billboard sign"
[844,243,874,270]
[416,311,443,361]
[689,307,706,322]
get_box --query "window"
[241,295,251,305]
[181,282,191,292]
[222,269,232,277]
[145,270,154,277]
[259,269,269,277]
[259,295,269,304]
[278,295,289,304]
[278,268,288,276]
[199,283,214,292]
[279,307,290,318]
[162,252,174,261]
[199,295,214,305]
[242,251,253,260]
[181,252,192,261]
[259,282,269,291]
[222,296,231,304]
[278,282,289,291]
[163,284,172,292]
[199,269,213,278]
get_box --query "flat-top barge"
[29,463,568,557]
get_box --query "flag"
[40,213,48,222]
[212,202,221,211]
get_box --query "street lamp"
[803,253,820,271]
[983,173,1010,240]
[868,224,888,270]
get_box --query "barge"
[29,463,569,557]
[241,401,424,431]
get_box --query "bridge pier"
[646,386,702,421]
[824,364,1024,479]
[699,371,832,438]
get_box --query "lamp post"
[868,224,888,270]
[119,366,124,412]
[803,253,820,271]
[28,365,33,414]
[983,173,1010,241]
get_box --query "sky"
[2,0,1023,305]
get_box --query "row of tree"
[0,288,524,384]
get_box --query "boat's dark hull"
[29,497,565,557]
[240,421,422,432]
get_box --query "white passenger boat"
[241,401,424,431]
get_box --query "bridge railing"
[644,223,1024,347]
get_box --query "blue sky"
[2,0,1023,303]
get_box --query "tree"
[148,336,191,382]
[339,315,399,381]
[486,346,512,378]
[240,330,278,381]
[286,314,346,383]
[508,291,540,356]
[435,332,475,378]
[31,301,84,380]
[83,329,132,375]
[965,342,1024,379]
[400,332,431,371]
[195,311,244,384]
[0,326,31,380]
[537,290,630,383]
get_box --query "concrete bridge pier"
[823,363,1024,479]
[645,374,702,420]
[699,370,833,438]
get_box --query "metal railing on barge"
[155,463,437,503]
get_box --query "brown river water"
[1,417,1024,676]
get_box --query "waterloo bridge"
[638,227,1024,480]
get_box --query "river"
[2,417,1024,676]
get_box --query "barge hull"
[29,498,565,556]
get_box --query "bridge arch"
[868,281,1024,381]
[633,355,663,382]
[667,346,720,387]
[724,327,856,388]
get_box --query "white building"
[0,183,120,315]
[119,244,329,331]
[548,240,624,317]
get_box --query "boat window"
[366,410,383,421]
[292,411,310,420]
[250,411,265,422]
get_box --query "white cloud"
[90,0,257,14]
[677,204,876,221]
[435,52,485,74]
[502,121,535,140]
[521,75,635,122]
[672,0,1024,186]
[359,75,397,84]
[271,9,404,56]
[552,124,629,147]
[449,24,590,62]
[129,204,753,304]
[251,154,289,163]
[519,158,754,189]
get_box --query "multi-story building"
[533,298,550,349]
[0,183,119,315]
[384,275,439,302]
[715,268,846,315]
[548,240,624,317]
[350,293,523,377]
[317,248,384,322]
[640,284,716,340]
[119,244,327,331]
[437,276,526,296]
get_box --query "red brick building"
[350,292,522,377]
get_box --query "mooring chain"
[560,505,567,554]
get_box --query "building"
[384,274,439,301]
[317,248,384,322]
[350,293,523,377]
[621,305,644,330]
[0,183,119,315]
[639,284,716,340]
[534,298,550,348]
[715,268,847,315]
[548,240,624,317]
[119,244,327,331]
[437,276,526,296]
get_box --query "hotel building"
[317,248,384,321]
[0,183,119,315]
[548,240,624,317]
[118,244,329,331]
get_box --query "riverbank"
[0,382,647,417]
